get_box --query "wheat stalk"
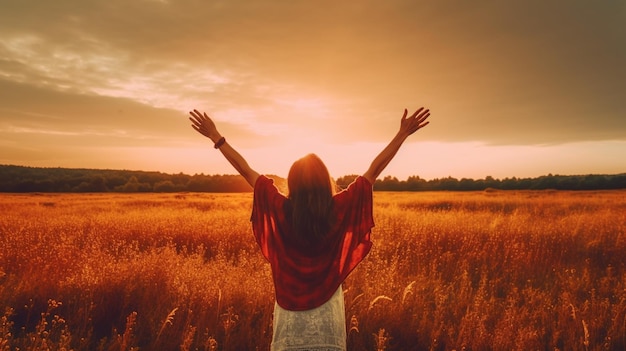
[155,307,178,344]
[368,295,392,312]
[582,319,589,351]
[402,281,416,304]
[119,311,137,351]
[352,293,364,305]
[216,288,222,326]
[349,315,360,334]
[373,328,390,351]
[180,324,196,351]
[204,334,218,351]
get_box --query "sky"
[1,0,625,180]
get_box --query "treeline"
[342,174,626,191]
[1,165,625,193]
[0,165,253,193]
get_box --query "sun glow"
[1,1,624,179]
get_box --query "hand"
[189,109,221,142]
[399,107,430,137]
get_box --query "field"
[0,190,625,351]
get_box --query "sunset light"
[0,1,624,180]
[1,3,625,350]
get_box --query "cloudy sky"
[1,0,624,180]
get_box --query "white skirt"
[271,286,347,351]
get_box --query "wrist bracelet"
[214,136,226,149]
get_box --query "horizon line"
[2,163,625,182]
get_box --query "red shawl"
[251,175,374,311]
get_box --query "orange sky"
[1,1,625,180]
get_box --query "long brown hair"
[287,154,336,243]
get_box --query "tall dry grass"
[0,190,625,350]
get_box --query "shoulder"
[342,176,372,190]
[255,174,272,187]
[334,176,372,201]
[254,175,287,201]
[357,176,373,187]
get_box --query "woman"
[189,107,430,350]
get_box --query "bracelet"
[214,136,226,149]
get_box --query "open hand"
[189,109,221,141]
[400,107,430,137]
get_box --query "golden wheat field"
[1,190,625,351]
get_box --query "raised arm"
[189,109,259,188]
[362,107,431,185]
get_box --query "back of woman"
[188,107,430,350]
[253,156,375,350]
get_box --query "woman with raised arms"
[189,106,430,351]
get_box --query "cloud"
[0,0,625,161]
[0,79,267,151]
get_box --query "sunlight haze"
[1,0,625,180]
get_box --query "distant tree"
[556,176,579,190]
[483,176,500,189]
[405,175,427,191]
[154,180,177,192]
[118,176,151,192]
[501,177,518,190]
[1,165,625,192]
[187,176,212,192]
[105,175,128,189]
[73,182,92,192]
[431,176,459,190]
[72,176,108,192]
[608,174,626,189]
[336,175,360,190]
[15,180,38,192]
[459,178,479,191]
[171,172,191,187]
[376,176,401,191]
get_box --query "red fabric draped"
[251,175,374,311]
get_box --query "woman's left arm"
[362,107,430,185]
[189,109,259,188]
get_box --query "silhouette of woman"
[189,107,430,351]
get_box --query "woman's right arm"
[362,107,431,185]
[189,109,260,188]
